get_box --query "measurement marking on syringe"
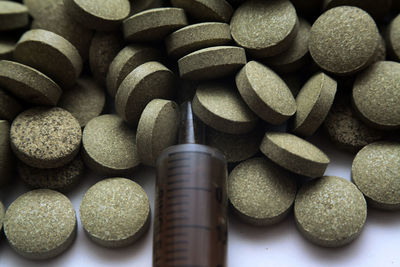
[167,179,188,185]
[166,256,188,263]
[166,209,188,215]
[167,194,189,200]
[166,216,188,222]
[168,165,189,171]
[167,202,187,207]
[166,224,211,231]
[166,232,188,238]
[165,240,188,246]
[167,187,211,193]
[167,157,190,163]
[167,172,191,177]
[166,248,188,254]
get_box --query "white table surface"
[1,131,399,267]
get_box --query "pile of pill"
[0,0,399,260]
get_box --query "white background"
[1,131,400,267]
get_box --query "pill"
[165,22,232,59]
[260,132,330,178]
[235,61,297,125]
[178,46,247,80]
[0,1,29,31]
[58,77,106,127]
[0,201,4,232]
[0,60,62,106]
[323,0,392,20]
[80,178,150,248]
[309,6,380,75]
[352,141,400,210]
[14,29,83,88]
[115,61,175,126]
[10,107,82,169]
[136,99,180,167]
[171,0,233,23]
[106,44,161,97]
[123,7,188,42]
[228,157,297,225]
[292,72,337,137]
[371,35,386,63]
[192,81,258,134]
[352,61,400,129]
[0,37,15,60]
[82,114,140,175]
[295,176,367,247]
[17,155,84,192]
[386,14,400,61]
[0,120,14,186]
[23,0,63,18]
[0,89,22,121]
[4,189,77,259]
[230,0,298,57]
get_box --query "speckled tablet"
[10,107,82,169]
[4,189,76,259]
[352,142,400,210]
[0,1,29,31]
[386,14,400,61]
[230,0,298,57]
[228,157,296,225]
[136,99,180,167]
[0,120,14,186]
[178,46,247,80]
[0,89,22,121]
[260,132,330,178]
[14,29,83,88]
[235,61,296,125]
[295,176,367,247]
[82,114,140,175]
[171,0,233,23]
[0,201,4,232]
[23,0,63,18]
[80,178,150,247]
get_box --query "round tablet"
[387,14,400,61]
[0,201,4,232]
[4,189,76,259]
[230,0,298,57]
[23,0,63,18]
[0,120,14,186]
[89,31,124,86]
[0,89,23,121]
[80,178,150,248]
[352,61,400,129]
[123,8,188,42]
[106,44,160,97]
[165,22,232,59]
[295,176,367,247]
[192,81,258,134]
[371,35,386,63]
[58,77,106,127]
[0,37,15,60]
[235,61,296,125]
[309,6,379,75]
[206,127,263,163]
[260,132,330,178]
[178,46,247,80]
[10,107,82,169]
[14,29,83,88]
[352,142,400,210]
[0,1,29,31]
[17,155,84,192]
[265,18,311,73]
[136,99,180,167]
[324,98,384,153]
[171,0,233,23]
[64,0,130,31]
[292,72,337,137]
[115,61,175,126]
[0,60,62,106]
[228,157,297,225]
[82,114,140,175]
[323,0,392,20]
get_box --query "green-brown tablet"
[10,107,82,169]
[82,114,140,175]
[115,61,175,126]
[323,0,392,20]
[292,72,337,137]
[192,81,258,134]
[386,14,400,61]
[106,45,160,97]
[80,178,150,248]
[235,61,296,125]
[0,60,62,106]
[0,1,29,31]
[23,0,63,18]
[228,157,296,225]
[295,176,367,247]
[166,22,232,59]
[309,6,379,75]
[352,61,400,129]
[230,0,298,57]
[64,0,131,31]
[171,0,233,23]
[136,99,180,167]
[0,120,14,186]
[14,29,83,88]
[4,189,76,259]
[0,89,22,121]
[58,77,105,127]
[123,8,188,42]
[178,46,247,80]
[0,201,4,232]
[352,142,400,210]
[260,132,330,178]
